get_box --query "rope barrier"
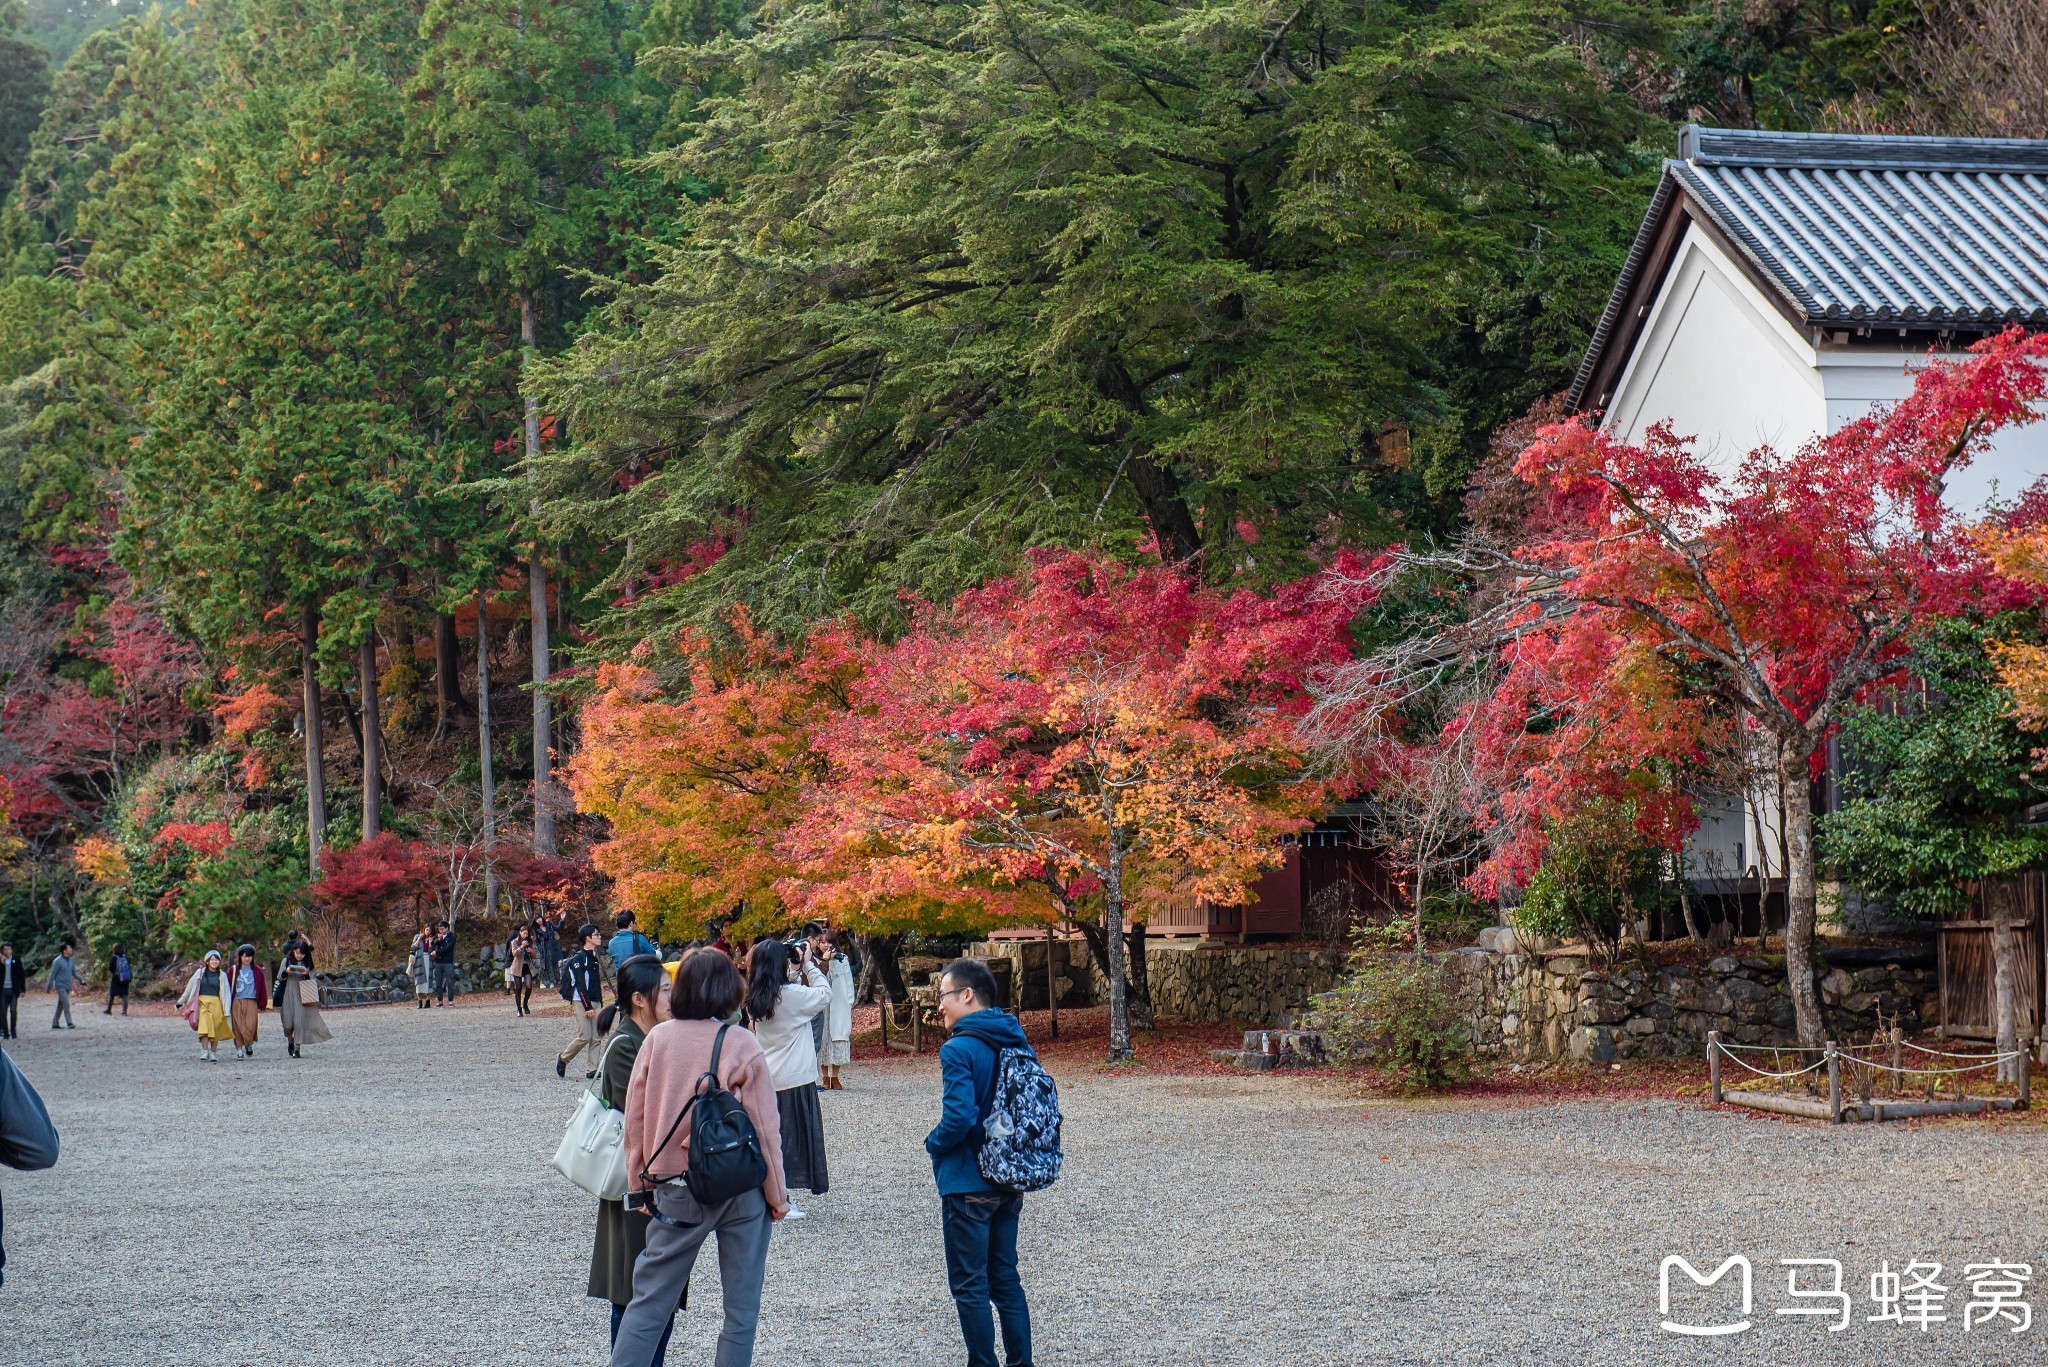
[1716,1051,1830,1080]
[1900,1041,2026,1061]
[1839,1055,2024,1078]
[1709,1039,2024,1082]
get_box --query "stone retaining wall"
[1447,947,1940,1063]
[317,962,507,1007]
[972,939,1349,1025]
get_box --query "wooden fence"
[1937,872,2046,1042]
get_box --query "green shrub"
[1307,941,1469,1090]
[1510,799,1668,956]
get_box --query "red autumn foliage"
[500,848,608,921]
[793,547,1381,1059]
[151,821,233,861]
[0,568,205,830]
[1466,326,2048,1044]
[310,833,441,922]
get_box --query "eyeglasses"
[938,985,974,1002]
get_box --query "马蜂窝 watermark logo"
[1659,1256,2033,1336]
[1660,1256,1752,1336]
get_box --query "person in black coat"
[0,945,25,1040]
[0,1050,58,1286]
[430,923,458,1006]
[555,924,605,1080]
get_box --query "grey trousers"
[610,1185,772,1367]
[51,988,72,1028]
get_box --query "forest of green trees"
[0,0,2041,986]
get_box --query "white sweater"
[754,964,832,1090]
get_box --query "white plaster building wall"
[1604,223,2048,516]
[1818,351,2048,513]
[1605,224,1826,462]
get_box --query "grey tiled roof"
[1676,127,2048,326]
[1569,126,2048,409]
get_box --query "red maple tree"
[798,549,1376,1060]
[1458,329,2048,1044]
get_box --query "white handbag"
[551,1037,629,1200]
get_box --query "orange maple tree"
[797,549,1374,1061]
[566,612,864,941]
[1981,497,2048,730]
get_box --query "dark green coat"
[588,1019,648,1306]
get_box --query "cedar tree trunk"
[1991,880,2022,1082]
[522,289,556,857]
[1125,919,1155,1031]
[477,586,498,920]
[300,604,327,877]
[433,609,465,741]
[358,635,383,840]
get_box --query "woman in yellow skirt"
[178,949,236,1063]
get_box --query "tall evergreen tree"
[535,0,1663,645]
[0,0,49,195]
[403,0,642,855]
[116,56,483,866]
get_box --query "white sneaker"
[783,1206,807,1221]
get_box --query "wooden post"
[1046,923,1060,1041]
[1708,1031,1722,1105]
[2019,1047,2032,1111]
[1889,1027,1903,1100]
[1825,1040,1841,1123]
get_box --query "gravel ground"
[4,992,2046,1365]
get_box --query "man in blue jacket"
[606,911,659,970]
[927,958,1034,1367]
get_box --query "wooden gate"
[1937,872,2046,1041]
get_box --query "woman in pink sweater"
[612,950,789,1367]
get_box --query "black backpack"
[645,1023,768,1206]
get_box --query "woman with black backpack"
[612,948,787,1367]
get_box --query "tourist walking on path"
[608,912,659,970]
[273,941,330,1058]
[410,928,435,1009]
[0,1049,58,1287]
[103,945,132,1016]
[508,926,537,1016]
[930,958,1036,1367]
[178,950,235,1062]
[228,944,267,1060]
[432,923,457,1006]
[46,942,79,1031]
[557,923,606,1080]
[821,932,854,1090]
[0,945,24,1040]
[590,954,681,1365]
[611,949,785,1367]
[744,938,832,1212]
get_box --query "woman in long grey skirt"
[275,940,331,1058]
[744,938,832,1216]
